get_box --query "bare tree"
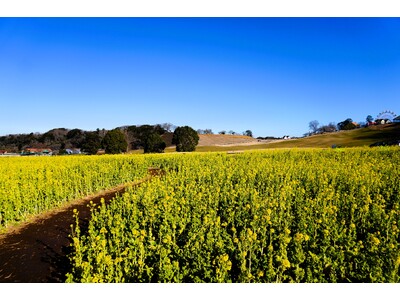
[308,120,319,134]
[161,123,176,133]
[319,122,337,133]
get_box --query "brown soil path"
[0,169,163,282]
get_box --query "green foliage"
[67,129,85,148]
[172,126,199,152]
[143,133,166,153]
[244,130,253,137]
[67,129,83,140]
[0,124,168,153]
[127,125,166,150]
[81,132,102,155]
[102,129,128,154]
[338,118,357,130]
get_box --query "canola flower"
[1,147,399,282]
[65,148,400,282]
[0,154,153,229]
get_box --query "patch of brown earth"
[198,134,259,146]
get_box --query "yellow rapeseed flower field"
[2,148,399,282]
[62,147,400,282]
[0,155,150,228]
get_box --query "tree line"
[0,124,200,155]
[307,114,385,136]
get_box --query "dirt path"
[0,170,162,283]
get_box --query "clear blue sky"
[1,18,399,137]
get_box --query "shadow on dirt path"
[0,168,164,282]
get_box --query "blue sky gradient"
[1,18,399,137]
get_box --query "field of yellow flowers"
[66,148,400,282]
[0,155,152,228]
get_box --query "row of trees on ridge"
[308,114,391,136]
[0,124,200,155]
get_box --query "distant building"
[96,149,106,155]
[22,148,53,156]
[65,148,81,155]
[375,119,392,125]
[393,116,400,123]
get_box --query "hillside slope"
[263,123,400,149]
[198,134,256,146]
[162,133,267,148]
[175,124,400,152]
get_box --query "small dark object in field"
[148,167,166,176]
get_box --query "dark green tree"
[102,129,128,154]
[172,126,199,152]
[244,130,253,137]
[66,128,83,139]
[143,133,166,153]
[338,118,357,130]
[127,125,166,150]
[366,115,374,123]
[38,131,55,143]
[67,128,85,148]
[81,132,102,155]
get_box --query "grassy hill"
[197,134,255,146]
[262,123,400,149]
[191,124,400,152]
[135,124,400,153]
